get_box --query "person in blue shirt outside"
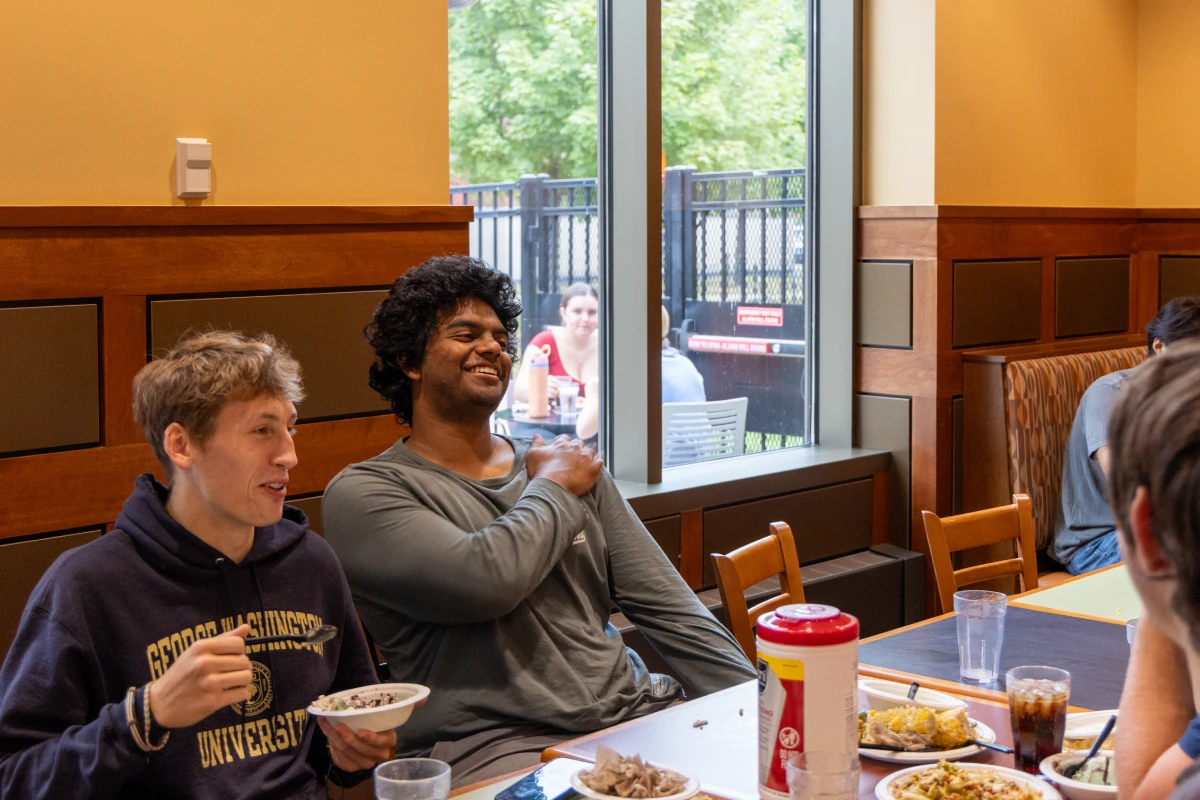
[575,306,706,439]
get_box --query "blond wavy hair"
[133,330,304,477]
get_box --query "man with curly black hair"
[322,256,754,788]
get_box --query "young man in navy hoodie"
[0,331,396,799]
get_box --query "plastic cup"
[785,752,860,800]
[557,379,580,416]
[374,758,451,800]
[1127,618,1139,646]
[954,590,1006,683]
[1006,666,1071,775]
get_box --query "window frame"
[599,0,860,485]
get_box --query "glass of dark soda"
[1006,666,1071,774]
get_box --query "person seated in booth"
[1104,342,1200,799]
[321,256,754,788]
[513,282,599,405]
[0,331,394,800]
[1051,296,1200,575]
[573,305,704,440]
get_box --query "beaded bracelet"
[141,683,170,752]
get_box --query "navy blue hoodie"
[0,475,381,799]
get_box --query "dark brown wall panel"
[701,479,874,586]
[643,515,682,568]
[0,304,100,455]
[0,529,101,661]
[1055,257,1130,338]
[952,260,1041,347]
[287,495,324,536]
[150,292,389,421]
[1160,256,1200,305]
[855,394,911,548]
[952,396,964,515]
[856,261,912,348]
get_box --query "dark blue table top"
[858,605,1129,711]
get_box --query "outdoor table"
[496,408,579,437]
[859,566,1132,711]
[541,681,1016,800]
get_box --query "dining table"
[449,566,1131,800]
[495,407,581,437]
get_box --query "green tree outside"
[449,0,807,184]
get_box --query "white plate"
[570,767,700,800]
[1065,710,1119,740]
[875,762,1062,800]
[859,719,996,764]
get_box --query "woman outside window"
[514,283,599,403]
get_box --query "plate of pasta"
[875,761,1061,800]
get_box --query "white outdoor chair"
[662,397,749,467]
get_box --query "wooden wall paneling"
[951,396,963,515]
[702,479,875,587]
[857,216,937,261]
[0,528,102,662]
[1054,258,1131,338]
[938,217,1135,261]
[0,412,405,541]
[855,261,912,348]
[678,509,704,590]
[871,473,889,547]
[0,303,101,455]
[855,393,911,549]
[642,515,683,569]
[286,495,325,536]
[102,295,147,446]
[951,260,1042,348]
[1039,256,1056,342]
[1,224,469,302]
[1158,255,1200,307]
[149,291,390,421]
[914,258,943,353]
[909,395,954,615]
[960,358,1011,514]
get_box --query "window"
[659,0,811,468]
[450,0,846,483]
[448,0,604,447]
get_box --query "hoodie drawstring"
[249,563,279,718]
[214,557,248,724]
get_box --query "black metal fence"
[450,166,805,342]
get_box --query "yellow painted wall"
[0,0,448,205]
[862,0,935,206]
[934,0,1137,207]
[1137,0,1200,207]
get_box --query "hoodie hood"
[116,473,310,581]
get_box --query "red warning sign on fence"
[736,306,784,327]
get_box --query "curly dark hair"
[1146,295,1200,355]
[366,255,522,425]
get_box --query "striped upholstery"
[1004,347,1146,549]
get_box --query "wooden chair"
[711,521,805,662]
[922,493,1039,614]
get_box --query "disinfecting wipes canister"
[756,604,859,800]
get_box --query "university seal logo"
[231,661,274,718]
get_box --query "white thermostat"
[176,138,212,198]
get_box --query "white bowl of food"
[858,679,968,712]
[308,682,429,733]
[571,747,699,800]
[1039,751,1117,800]
[1064,711,1118,751]
[876,761,1061,800]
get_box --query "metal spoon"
[246,624,338,647]
[1062,714,1117,780]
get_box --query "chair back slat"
[711,521,805,662]
[923,494,1039,613]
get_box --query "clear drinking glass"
[1006,666,1071,775]
[374,758,451,800]
[557,379,580,416]
[785,752,860,800]
[954,590,1006,683]
[1127,617,1139,646]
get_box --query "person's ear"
[1153,337,1166,355]
[1128,486,1173,577]
[400,357,420,382]
[163,422,195,473]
